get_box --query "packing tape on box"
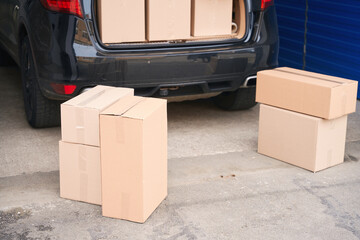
[274,69,346,85]
[76,109,85,143]
[116,118,125,144]
[78,146,88,200]
[329,119,336,130]
[121,192,130,219]
[78,145,87,171]
[80,173,88,200]
[327,149,333,166]
[78,90,106,107]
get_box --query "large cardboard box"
[147,0,191,41]
[191,0,233,37]
[256,67,358,119]
[100,96,167,223]
[258,104,347,172]
[61,85,133,147]
[97,0,145,43]
[59,141,101,205]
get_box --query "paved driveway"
[1,66,360,239]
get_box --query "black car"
[0,0,278,128]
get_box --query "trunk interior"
[93,0,247,48]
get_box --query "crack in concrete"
[293,178,360,239]
[149,204,204,240]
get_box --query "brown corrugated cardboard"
[256,67,358,119]
[100,96,167,223]
[191,0,233,37]
[97,0,145,43]
[258,104,347,172]
[59,141,101,205]
[146,0,191,41]
[61,85,133,147]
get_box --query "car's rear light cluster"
[51,83,77,95]
[40,0,83,18]
[261,0,274,10]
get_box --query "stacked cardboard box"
[191,0,233,37]
[256,67,358,172]
[59,86,167,223]
[100,96,167,223]
[59,86,133,205]
[97,0,146,43]
[97,0,236,43]
[147,0,191,41]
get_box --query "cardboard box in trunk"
[97,0,145,43]
[191,0,233,37]
[61,85,133,147]
[258,104,347,172]
[146,0,191,41]
[256,67,358,119]
[59,141,101,205]
[100,96,167,223]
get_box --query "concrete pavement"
[0,66,259,177]
[1,66,360,239]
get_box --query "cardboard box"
[147,0,191,41]
[191,0,233,37]
[97,0,145,43]
[258,104,347,172]
[256,67,358,119]
[59,141,101,205]
[100,96,167,223]
[61,85,133,147]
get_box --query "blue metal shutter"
[305,0,360,98]
[276,0,306,69]
[276,0,360,98]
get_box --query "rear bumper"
[41,44,277,100]
[30,5,278,100]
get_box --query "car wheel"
[20,35,60,128]
[213,87,257,111]
[0,46,15,66]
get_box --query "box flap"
[101,96,145,116]
[122,98,167,120]
[260,69,340,88]
[63,86,134,110]
[277,67,357,86]
[88,88,134,110]
[63,85,113,106]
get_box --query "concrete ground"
[1,66,360,240]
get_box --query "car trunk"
[92,0,250,49]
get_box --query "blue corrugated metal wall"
[276,0,360,98]
[276,0,306,69]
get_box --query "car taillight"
[40,0,83,18]
[51,83,77,95]
[261,0,274,10]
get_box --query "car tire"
[0,46,15,66]
[213,87,257,111]
[20,35,60,128]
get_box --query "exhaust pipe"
[242,75,257,87]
